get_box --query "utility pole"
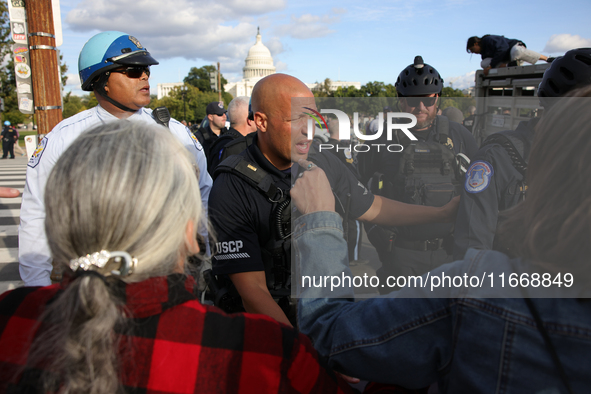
[217,62,221,102]
[26,0,62,135]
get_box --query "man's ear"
[185,220,200,255]
[254,112,267,133]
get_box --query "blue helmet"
[78,31,159,91]
[3,121,10,126]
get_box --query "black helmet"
[538,48,591,108]
[395,56,443,96]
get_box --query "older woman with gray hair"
[0,121,351,393]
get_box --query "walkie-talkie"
[152,106,171,128]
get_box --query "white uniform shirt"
[18,105,212,286]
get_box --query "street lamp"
[181,85,187,122]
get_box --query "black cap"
[206,101,227,115]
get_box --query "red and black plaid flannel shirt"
[0,274,353,393]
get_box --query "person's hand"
[0,187,20,198]
[440,195,460,223]
[291,159,335,215]
[335,372,360,385]
[483,66,491,76]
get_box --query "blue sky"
[55,0,591,97]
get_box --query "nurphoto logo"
[305,107,419,153]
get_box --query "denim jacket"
[295,212,591,393]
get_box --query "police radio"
[152,106,171,128]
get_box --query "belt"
[394,238,445,252]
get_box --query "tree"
[62,92,86,118]
[441,87,465,97]
[184,65,228,93]
[148,84,231,124]
[312,78,332,97]
[440,86,475,116]
[59,53,68,87]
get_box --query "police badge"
[129,36,142,49]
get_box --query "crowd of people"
[0,28,590,393]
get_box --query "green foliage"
[62,92,98,119]
[60,53,68,87]
[63,92,85,118]
[441,87,465,98]
[184,65,229,93]
[83,92,98,109]
[313,79,397,99]
[311,79,398,118]
[440,87,475,116]
[148,84,231,123]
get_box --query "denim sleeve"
[294,212,455,387]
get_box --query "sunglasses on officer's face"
[111,66,150,78]
[401,96,438,108]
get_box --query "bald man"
[209,74,458,326]
[207,96,257,174]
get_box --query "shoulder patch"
[343,147,353,161]
[27,137,47,168]
[465,160,494,193]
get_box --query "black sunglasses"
[111,66,150,79]
[402,96,438,108]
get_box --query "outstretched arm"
[358,195,459,226]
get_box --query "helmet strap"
[94,72,138,113]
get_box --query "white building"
[157,82,184,100]
[225,28,276,98]
[159,28,361,99]
[306,80,362,92]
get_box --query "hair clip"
[69,250,137,277]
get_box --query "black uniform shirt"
[210,134,374,276]
[378,118,478,172]
[453,117,537,259]
[1,127,17,143]
[207,127,245,174]
[195,124,220,158]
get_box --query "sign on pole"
[8,0,34,115]
[209,71,218,92]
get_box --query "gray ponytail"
[29,274,125,393]
[24,120,204,392]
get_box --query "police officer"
[207,96,256,174]
[209,73,460,326]
[367,56,477,291]
[463,106,477,134]
[18,31,212,287]
[1,121,17,159]
[453,48,591,260]
[194,101,228,160]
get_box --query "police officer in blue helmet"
[78,32,158,114]
[18,31,212,287]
